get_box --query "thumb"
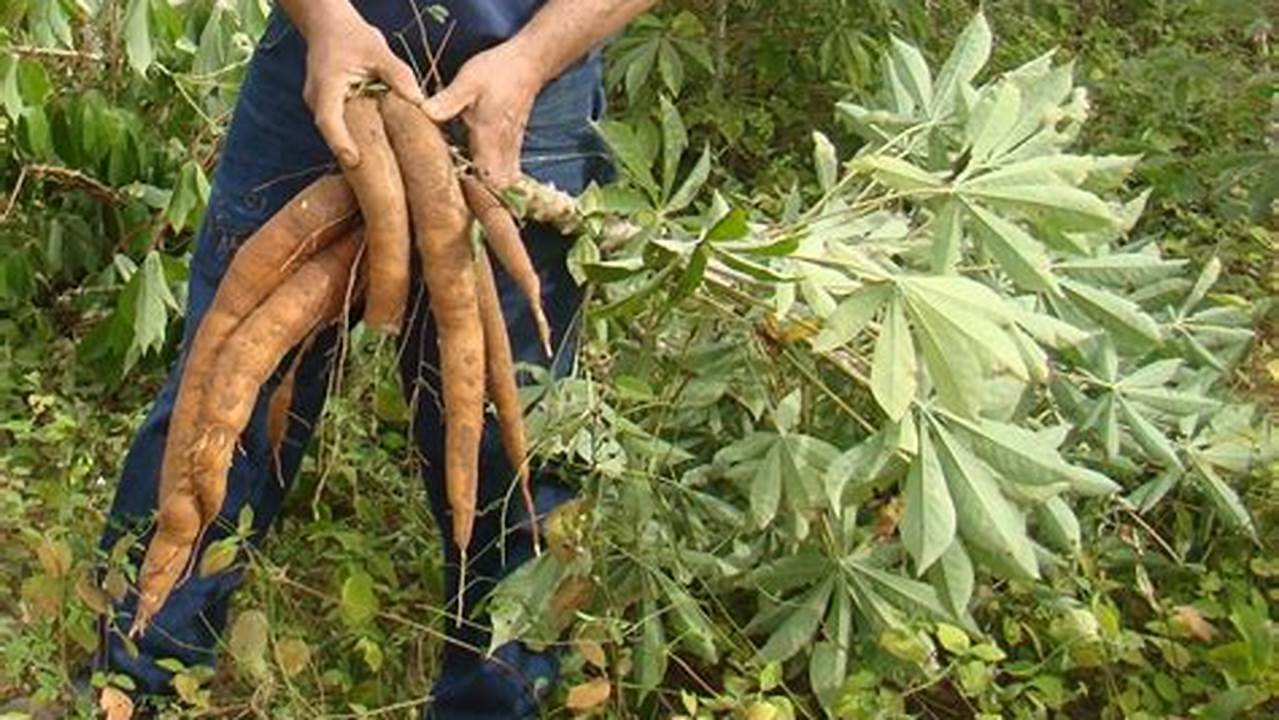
[422,81,473,123]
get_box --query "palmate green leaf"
[889,36,933,112]
[961,182,1117,231]
[870,297,916,421]
[968,81,1021,162]
[851,155,944,193]
[1117,397,1184,470]
[846,560,977,633]
[810,588,852,713]
[943,414,1119,496]
[1060,279,1163,348]
[931,420,1039,580]
[635,587,666,700]
[901,427,956,575]
[1057,254,1187,286]
[904,282,1029,382]
[813,131,839,192]
[745,552,834,596]
[930,200,964,274]
[123,0,154,76]
[596,119,659,199]
[755,578,834,664]
[1190,456,1258,541]
[1122,387,1220,416]
[929,541,975,617]
[751,437,799,528]
[908,295,986,418]
[655,571,720,665]
[667,145,711,213]
[1181,256,1222,315]
[965,202,1058,293]
[930,12,991,119]
[1118,358,1183,388]
[1034,496,1082,555]
[658,95,688,200]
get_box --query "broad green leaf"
[1181,256,1222,315]
[902,426,956,575]
[945,415,1119,496]
[962,183,1116,231]
[596,119,659,198]
[1057,254,1186,286]
[751,439,795,528]
[969,82,1021,161]
[930,200,964,274]
[659,95,688,200]
[1061,279,1163,348]
[1122,387,1220,416]
[656,571,719,664]
[813,131,839,192]
[932,421,1039,580]
[667,145,711,212]
[905,286,1028,382]
[965,202,1058,293]
[123,0,155,75]
[706,206,749,241]
[1118,359,1183,389]
[852,155,944,193]
[930,13,991,117]
[756,579,834,663]
[1191,457,1258,541]
[812,283,892,352]
[870,298,916,421]
[1118,397,1183,470]
[1034,496,1081,554]
[909,297,986,417]
[339,570,378,628]
[889,36,933,112]
[635,587,667,699]
[810,588,852,712]
[930,541,975,617]
[901,275,1015,325]
[1,58,21,121]
[846,561,976,632]
[745,552,833,596]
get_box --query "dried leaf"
[576,638,607,670]
[1172,606,1217,643]
[565,677,612,712]
[100,686,134,720]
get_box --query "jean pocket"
[256,10,295,53]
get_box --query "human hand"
[422,41,548,187]
[299,7,425,168]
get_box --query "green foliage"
[1,1,1275,719]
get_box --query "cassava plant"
[483,13,1274,716]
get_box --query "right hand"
[299,9,425,168]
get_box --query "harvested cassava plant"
[132,176,360,636]
[473,246,541,556]
[461,175,552,357]
[380,94,485,609]
[343,95,410,333]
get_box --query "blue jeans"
[95,9,612,718]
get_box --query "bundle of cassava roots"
[129,92,580,636]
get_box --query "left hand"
[421,41,547,188]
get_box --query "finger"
[422,82,474,123]
[378,50,427,107]
[491,127,523,188]
[314,85,360,168]
[470,129,508,187]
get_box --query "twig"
[1,44,103,61]
[0,166,28,224]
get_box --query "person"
[91,0,654,717]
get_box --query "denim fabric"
[95,7,611,718]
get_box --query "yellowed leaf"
[104,568,128,602]
[565,677,611,713]
[746,701,780,720]
[274,637,312,678]
[75,571,109,614]
[99,685,134,720]
[1172,605,1217,642]
[36,539,72,578]
[576,639,607,670]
